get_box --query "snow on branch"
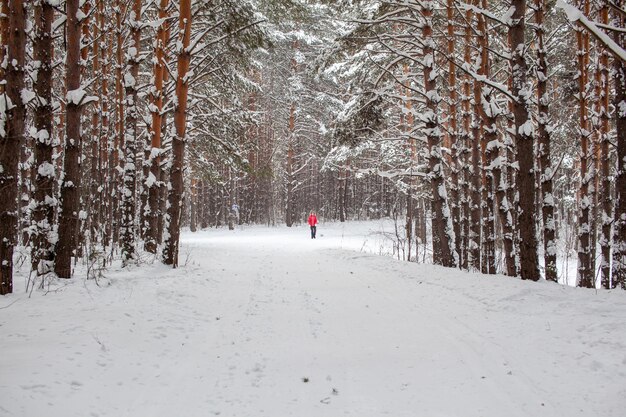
[459,2,515,26]
[66,88,99,107]
[333,92,385,147]
[557,0,626,63]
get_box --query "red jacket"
[308,214,318,226]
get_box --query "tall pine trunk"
[509,0,540,280]
[56,0,84,278]
[111,0,126,247]
[446,0,462,265]
[576,0,594,288]
[120,0,142,263]
[423,1,456,268]
[597,2,612,288]
[612,0,626,289]
[535,0,557,282]
[476,3,496,274]
[285,40,299,227]
[286,101,296,227]
[31,0,56,275]
[89,1,101,245]
[163,0,191,267]
[146,0,169,254]
[460,5,474,270]
[0,0,26,294]
[100,5,112,247]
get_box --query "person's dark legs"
[313,226,316,239]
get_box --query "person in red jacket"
[308,211,318,239]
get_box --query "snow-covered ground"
[1,220,625,417]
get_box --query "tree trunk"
[509,0,540,281]
[31,0,56,275]
[612,0,626,289]
[493,153,517,276]
[89,1,101,245]
[505,82,519,275]
[111,0,126,246]
[423,2,456,268]
[0,0,7,96]
[446,0,462,266]
[0,0,26,294]
[19,127,31,246]
[163,0,191,267]
[467,0,483,271]
[476,3,496,274]
[535,0,557,282]
[120,0,142,263]
[597,2,612,288]
[470,76,482,271]
[190,178,198,232]
[576,0,594,288]
[460,4,474,270]
[56,0,84,278]
[146,0,169,253]
[158,27,171,245]
[101,5,112,247]
[286,117,296,225]
[488,62,517,277]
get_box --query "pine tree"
[31,0,56,276]
[576,0,594,288]
[476,0,495,274]
[612,0,626,289]
[509,0,540,281]
[422,1,456,268]
[0,0,27,294]
[535,0,557,282]
[145,0,170,254]
[56,0,86,278]
[446,0,462,267]
[596,1,612,288]
[120,0,143,264]
[163,0,192,267]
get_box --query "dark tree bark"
[55,0,84,278]
[476,3,496,274]
[0,0,26,294]
[31,0,56,275]
[120,0,142,264]
[535,0,557,282]
[111,0,126,246]
[423,2,456,268]
[509,0,540,281]
[576,0,594,288]
[0,0,6,95]
[460,5,473,270]
[446,0,462,265]
[87,1,102,245]
[612,0,626,289]
[470,88,482,271]
[100,3,112,247]
[465,3,481,271]
[595,2,611,289]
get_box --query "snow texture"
[1,221,625,417]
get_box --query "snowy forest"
[1,1,626,416]
[1,0,625,291]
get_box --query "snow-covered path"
[2,222,626,417]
